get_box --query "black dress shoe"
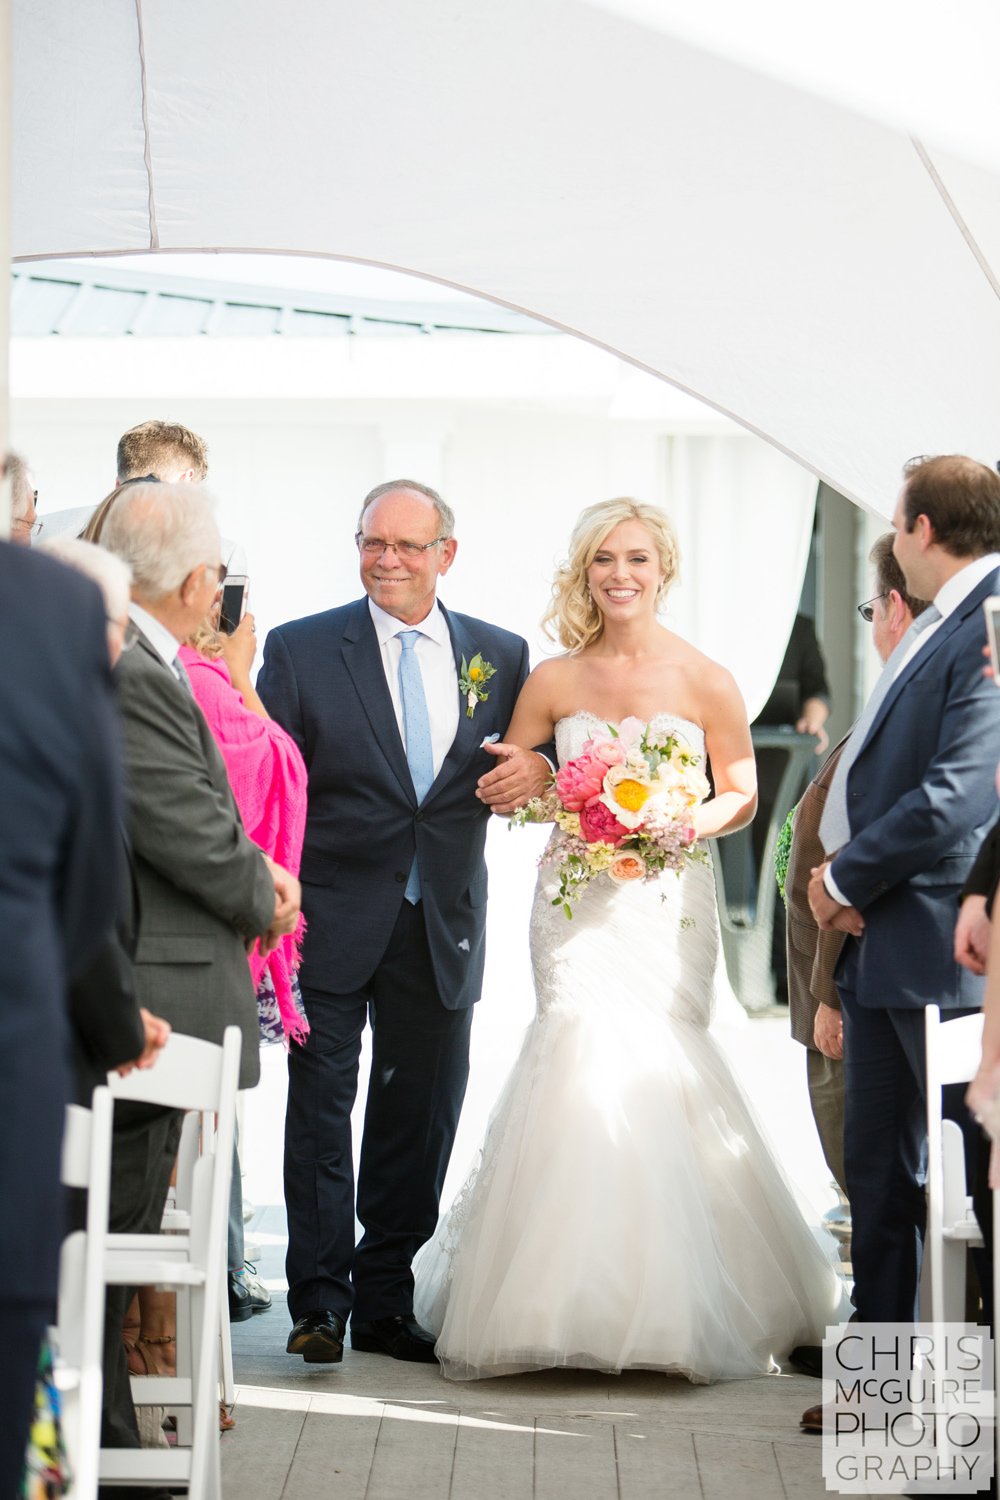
[286,1309,347,1363]
[350,1313,439,1363]
[788,1344,824,1378]
[228,1263,271,1321]
[227,1273,254,1323]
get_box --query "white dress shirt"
[825,551,1000,906]
[368,598,460,779]
[129,601,183,670]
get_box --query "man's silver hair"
[100,481,220,600]
[357,479,455,539]
[4,450,33,521]
[40,536,133,622]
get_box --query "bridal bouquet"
[511,716,710,917]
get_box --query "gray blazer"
[116,630,277,1087]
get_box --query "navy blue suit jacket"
[832,565,1000,1010]
[0,542,123,1303]
[257,598,531,1010]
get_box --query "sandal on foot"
[127,1338,173,1449]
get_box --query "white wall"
[12,376,817,708]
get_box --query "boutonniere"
[459,652,497,719]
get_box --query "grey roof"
[10,262,553,338]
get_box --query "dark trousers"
[0,1300,50,1500]
[101,1101,182,1450]
[841,985,978,1324]
[284,900,474,1325]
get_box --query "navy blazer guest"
[258,479,551,1366]
[811,454,1000,1332]
[0,541,123,1498]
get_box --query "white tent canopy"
[10,0,1000,517]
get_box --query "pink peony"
[578,797,630,846]
[556,753,608,811]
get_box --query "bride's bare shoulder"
[667,634,745,712]
[525,653,584,696]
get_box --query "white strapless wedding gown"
[413,712,847,1382]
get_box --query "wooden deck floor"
[227,1010,855,1500]
[225,1296,841,1500]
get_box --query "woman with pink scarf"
[180,611,309,1046]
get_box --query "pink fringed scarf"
[179,647,310,1044]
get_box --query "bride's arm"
[476,663,560,813]
[694,665,757,839]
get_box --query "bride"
[413,497,846,1382]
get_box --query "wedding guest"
[785,533,928,1384]
[753,611,832,1000]
[4,448,41,544]
[116,418,208,485]
[82,418,207,544]
[258,479,550,1365]
[0,529,123,1500]
[954,813,1000,976]
[180,606,310,1322]
[787,534,928,1198]
[804,455,1000,1434]
[97,480,301,1454]
[40,536,172,1098]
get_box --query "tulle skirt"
[413,854,847,1382]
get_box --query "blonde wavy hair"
[542,498,680,653]
[187,618,225,659]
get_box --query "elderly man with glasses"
[258,478,552,1367]
[97,480,301,1458]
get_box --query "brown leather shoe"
[800,1402,829,1433]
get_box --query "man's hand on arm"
[261,855,302,954]
[475,744,552,814]
[808,860,865,936]
[813,1002,844,1060]
[955,894,991,975]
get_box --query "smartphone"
[984,596,1000,682]
[219,575,249,635]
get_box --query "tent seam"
[134,0,159,250]
[912,138,999,303]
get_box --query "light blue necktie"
[819,603,941,855]
[398,630,434,903]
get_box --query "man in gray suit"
[99,482,300,1467]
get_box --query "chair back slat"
[108,1031,224,1111]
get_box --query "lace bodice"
[554,710,705,768]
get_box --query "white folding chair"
[924,1004,985,1323]
[99,1027,241,1500]
[162,1108,236,1410]
[55,1087,115,1500]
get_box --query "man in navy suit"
[0,537,123,1498]
[807,455,1000,1340]
[258,480,550,1363]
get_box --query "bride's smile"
[587,519,665,619]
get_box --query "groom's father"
[258,480,549,1363]
[809,454,1000,1330]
